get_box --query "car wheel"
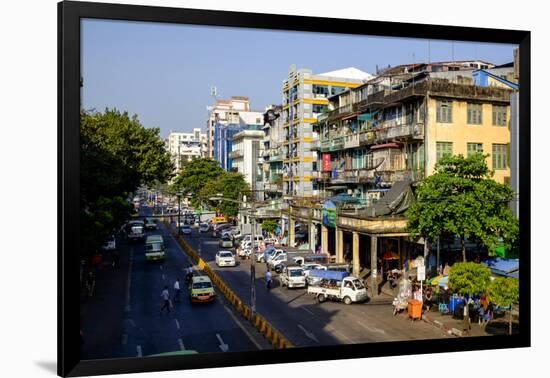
[317,294,326,303]
[343,296,352,305]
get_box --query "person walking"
[265,270,272,290]
[112,251,120,270]
[173,279,181,303]
[160,286,171,314]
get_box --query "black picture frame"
[58,1,531,376]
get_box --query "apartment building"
[261,105,285,201]
[281,65,372,198]
[206,96,264,164]
[313,65,516,203]
[230,130,265,194]
[166,128,207,174]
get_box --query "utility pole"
[250,200,256,320]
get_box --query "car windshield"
[353,279,365,289]
[220,252,233,258]
[182,226,190,229]
[289,269,304,277]
[192,282,212,289]
[146,243,163,252]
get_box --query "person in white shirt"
[265,270,272,290]
[173,279,181,303]
[160,286,171,314]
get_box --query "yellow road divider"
[163,221,293,349]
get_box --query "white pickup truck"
[278,265,306,289]
[307,275,368,305]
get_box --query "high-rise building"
[230,130,265,194]
[166,128,207,174]
[207,96,263,170]
[281,66,372,197]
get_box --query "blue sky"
[81,19,517,138]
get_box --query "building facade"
[166,129,207,174]
[281,66,372,198]
[230,130,265,193]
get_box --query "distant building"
[261,105,285,201]
[206,96,264,162]
[282,65,372,198]
[230,130,265,195]
[166,128,207,174]
[207,96,262,160]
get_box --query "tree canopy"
[488,277,519,308]
[199,171,249,217]
[406,154,518,261]
[80,109,173,256]
[448,262,492,295]
[171,158,224,208]
[261,220,278,235]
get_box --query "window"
[492,105,507,126]
[492,144,508,170]
[436,142,453,162]
[467,103,483,124]
[467,143,483,157]
[436,100,453,123]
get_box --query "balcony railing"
[229,150,243,159]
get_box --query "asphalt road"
[182,226,450,347]
[80,206,261,360]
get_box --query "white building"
[166,128,208,173]
[230,130,265,194]
[206,96,264,158]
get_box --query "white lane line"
[128,319,136,327]
[216,333,229,352]
[217,297,263,350]
[355,320,386,334]
[121,334,128,345]
[178,338,185,350]
[125,249,134,313]
[175,319,180,330]
[298,324,319,343]
[136,345,142,357]
[301,307,314,315]
[326,325,355,344]
[162,274,165,281]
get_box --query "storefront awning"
[342,112,359,121]
[370,142,402,150]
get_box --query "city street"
[182,226,450,348]
[80,207,264,360]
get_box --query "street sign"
[417,265,426,281]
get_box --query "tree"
[261,220,278,235]
[448,262,491,296]
[406,154,518,262]
[199,171,249,217]
[80,109,173,256]
[172,158,224,208]
[488,277,519,335]
[449,262,492,324]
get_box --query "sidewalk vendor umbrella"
[436,275,449,288]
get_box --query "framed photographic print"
[58,0,530,376]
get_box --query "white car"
[199,223,210,233]
[264,237,277,245]
[219,236,233,248]
[181,225,192,235]
[216,250,236,267]
[102,235,116,251]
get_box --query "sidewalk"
[421,309,489,337]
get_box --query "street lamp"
[176,191,183,235]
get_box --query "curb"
[422,314,464,337]
[163,220,294,349]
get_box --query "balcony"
[264,183,283,192]
[344,133,360,149]
[359,122,424,145]
[229,150,243,159]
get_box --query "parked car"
[198,223,210,233]
[279,265,306,289]
[264,237,277,245]
[181,225,192,235]
[215,250,236,267]
[219,236,233,248]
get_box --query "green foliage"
[406,154,519,261]
[172,158,224,208]
[261,220,278,235]
[80,109,173,255]
[199,171,249,217]
[488,277,519,308]
[448,262,491,295]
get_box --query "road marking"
[301,307,314,315]
[121,334,128,345]
[136,345,142,357]
[175,319,180,330]
[217,297,263,350]
[216,333,229,352]
[125,249,134,313]
[178,338,185,350]
[355,321,386,334]
[326,325,355,344]
[128,319,136,327]
[162,274,165,281]
[298,324,319,343]
[160,265,163,270]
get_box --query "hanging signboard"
[417,265,426,281]
[322,153,331,172]
[322,200,336,228]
